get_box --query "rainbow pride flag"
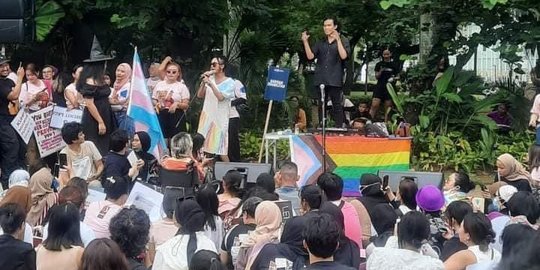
[291,135,411,197]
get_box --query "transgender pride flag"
[127,48,167,160]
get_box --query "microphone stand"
[320,84,327,173]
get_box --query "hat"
[498,185,518,202]
[416,185,445,212]
[83,36,114,63]
[0,54,10,65]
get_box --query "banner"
[49,106,83,129]
[263,67,290,101]
[30,106,66,157]
[10,109,35,144]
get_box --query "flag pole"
[127,46,137,116]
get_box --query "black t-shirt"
[375,61,400,84]
[0,77,15,116]
[102,151,132,181]
[311,38,351,87]
[440,236,467,262]
[502,178,532,192]
[221,223,256,270]
[303,261,356,270]
[251,243,308,270]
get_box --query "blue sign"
[264,67,290,101]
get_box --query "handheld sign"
[263,67,290,101]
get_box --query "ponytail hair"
[189,250,226,270]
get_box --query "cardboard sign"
[264,67,290,101]
[50,106,83,129]
[274,200,294,223]
[10,109,35,144]
[30,106,66,157]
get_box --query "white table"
[263,132,294,169]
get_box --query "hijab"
[135,131,151,153]
[9,169,30,188]
[243,201,282,270]
[113,63,132,91]
[175,199,206,267]
[276,216,308,264]
[498,154,532,182]
[0,186,32,213]
[358,173,389,219]
[27,167,58,226]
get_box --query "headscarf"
[175,199,206,267]
[26,167,58,226]
[244,201,282,270]
[135,131,151,153]
[0,186,32,213]
[277,216,308,260]
[497,154,532,182]
[358,174,389,219]
[113,63,132,91]
[9,169,30,188]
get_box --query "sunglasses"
[167,70,178,74]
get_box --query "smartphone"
[382,175,389,190]
[59,153,67,167]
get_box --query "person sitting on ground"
[102,129,144,184]
[440,201,473,262]
[36,203,84,270]
[190,250,227,270]
[299,184,325,217]
[26,160,58,227]
[153,199,217,270]
[0,186,33,245]
[496,153,533,192]
[0,203,36,270]
[80,238,129,270]
[487,103,512,129]
[444,212,501,270]
[318,173,363,250]
[499,223,537,260]
[357,173,390,221]
[162,132,203,182]
[497,227,540,269]
[302,213,356,270]
[197,184,224,250]
[43,186,96,247]
[288,96,307,132]
[275,161,301,215]
[386,177,418,216]
[83,176,129,238]
[60,122,104,188]
[150,187,181,247]
[132,131,157,182]
[415,185,447,256]
[8,169,30,189]
[220,196,261,270]
[66,177,89,219]
[367,211,444,270]
[351,101,371,121]
[250,215,309,270]
[110,207,153,270]
[217,170,243,218]
[235,201,282,270]
[318,202,360,269]
[443,172,476,206]
[505,191,540,229]
[365,204,398,257]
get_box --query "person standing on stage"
[302,17,350,128]
[228,79,247,162]
[197,56,235,162]
[0,55,25,189]
[370,49,400,121]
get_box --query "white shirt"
[202,216,224,251]
[0,222,33,246]
[367,247,444,270]
[43,221,96,247]
[152,231,217,270]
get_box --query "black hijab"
[135,131,151,152]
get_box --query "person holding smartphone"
[302,17,350,128]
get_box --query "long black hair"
[43,203,83,251]
[195,184,219,231]
[77,62,106,90]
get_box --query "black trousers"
[228,117,241,162]
[0,116,25,189]
[316,85,344,128]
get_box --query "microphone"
[200,70,216,78]
[319,84,325,103]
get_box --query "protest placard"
[263,67,290,102]
[30,106,66,157]
[10,109,35,144]
[126,182,164,222]
[50,106,83,129]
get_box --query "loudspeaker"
[377,170,444,191]
[214,162,272,188]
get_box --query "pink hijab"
[113,63,132,91]
[243,201,282,269]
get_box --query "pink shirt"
[83,200,122,238]
[336,200,363,250]
[150,219,179,247]
[531,94,540,117]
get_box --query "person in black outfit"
[110,207,152,270]
[357,173,390,220]
[78,37,117,156]
[440,201,473,262]
[302,213,355,270]
[132,131,157,182]
[250,215,309,269]
[0,203,36,270]
[0,55,26,189]
[370,49,401,121]
[102,129,144,184]
[302,17,350,128]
